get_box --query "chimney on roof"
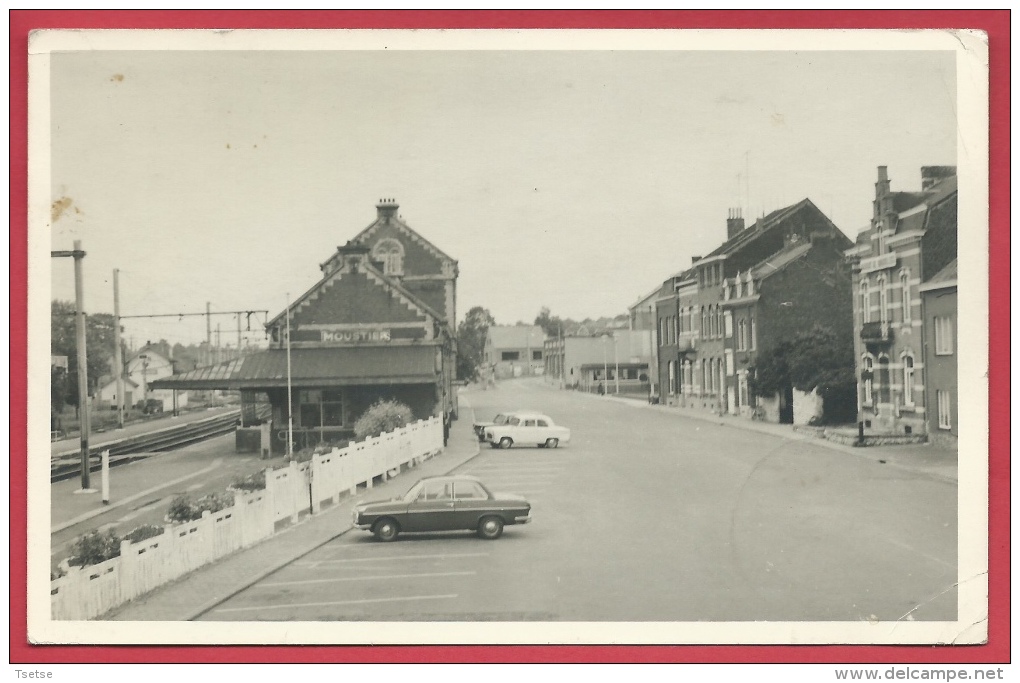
[876,166,891,199]
[376,198,399,220]
[921,166,956,190]
[691,255,702,264]
[726,208,745,239]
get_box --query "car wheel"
[372,518,400,542]
[545,438,559,448]
[498,437,513,449]
[477,515,504,540]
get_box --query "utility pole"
[205,301,212,366]
[614,334,620,394]
[216,323,221,363]
[112,268,124,429]
[236,313,242,360]
[52,240,93,492]
[285,293,294,457]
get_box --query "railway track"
[50,410,248,483]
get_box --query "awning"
[150,346,439,390]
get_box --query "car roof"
[507,412,551,419]
[416,474,483,484]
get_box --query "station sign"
[320,329,391,343]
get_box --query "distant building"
[544,330,653,394]
[846,166,957,439]
[98,348,188,411]
[484,326,546,379]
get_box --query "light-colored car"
[483,412,571,449]
[472,409,536,441]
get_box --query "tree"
[51,300,117,406]
[456,306,495,381]
[534,306,567,338]
[751,325,857,422]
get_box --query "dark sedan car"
[352,475,532,541]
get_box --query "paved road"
[199,377,957,622]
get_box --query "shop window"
[299,389,344,428]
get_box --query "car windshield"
[401,481,425,502]
[493,414,509,425]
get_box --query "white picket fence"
[51,416,443,620]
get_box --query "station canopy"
[149,346,439,391]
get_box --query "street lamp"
[601,335,608,395]
[614,334,620,394]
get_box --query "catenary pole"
[113,268,124,429]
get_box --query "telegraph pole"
[52,240,93,492]
[285,293,294,457]
[206,301,212,366]
[112,269,124,429]
[236,313,242,359]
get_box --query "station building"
[151,200,458,454]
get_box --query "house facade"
[919,260,957,448]
[97,348,189,412]
[845,166,957,437]
[545,331,652,395]
[483,326,547,379]
[152,200,458,454]
[654,202,851,422]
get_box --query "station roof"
[149,345,439,390]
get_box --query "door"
[779,385,794,424]
[404,479,458,531]
[452,480,493,529]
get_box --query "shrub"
[353,399,413,441]
[166,492,236,523]
[230,469,266,491]
[196,491,234,514]
[67,529,121,568]
[123,524,164,544]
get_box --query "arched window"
[877,276,888,324]
[862,355,874,404]
[900,270,911,323]
[902,353,915,406]
[372,238,404,276]
[860,281,871,323]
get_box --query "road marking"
[213,593,459,614]
[258,571,475,588]
[297,552,488,567]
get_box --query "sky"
[45,35,958,350]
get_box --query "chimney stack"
[376,198,399,220]
[726,208,745,239]
[920,166,956,191]
[876,166,890,199]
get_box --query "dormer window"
[372,238,404,276]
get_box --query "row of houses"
[623,165,958,447]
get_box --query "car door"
[522,418,542,445]
[452,480,493,529]
[404,480,458,531]
[534,418,553,444]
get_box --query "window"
[501,351,520,361]
[537,419,549,427]
[934,316,954,355]
[862,355,874,404]
[416,480,453,502]
[749,316,756,350]
[937,390,952,429]
[902,354,915,407]
[738,373,749,407]
[683,307,691,333]
[700,307,707,339]
[860,281,871,323]
[900,270,912,323]
[532,350,542,361]
[524,419,537,427]
[877,276,888,324]
[372,238,405,276]
[668,360,676,395]
[298,389,344,428]
[737,320,747,351]
[453,482,488,500]
[877,355,891,403]
[724,311,733,338]
[673,315,680,342]
[508,416,521,426]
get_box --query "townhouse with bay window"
[845,166,957,443]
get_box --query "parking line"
[296,552,488,567]
[212,593,459,614]
[258,571,475,588]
